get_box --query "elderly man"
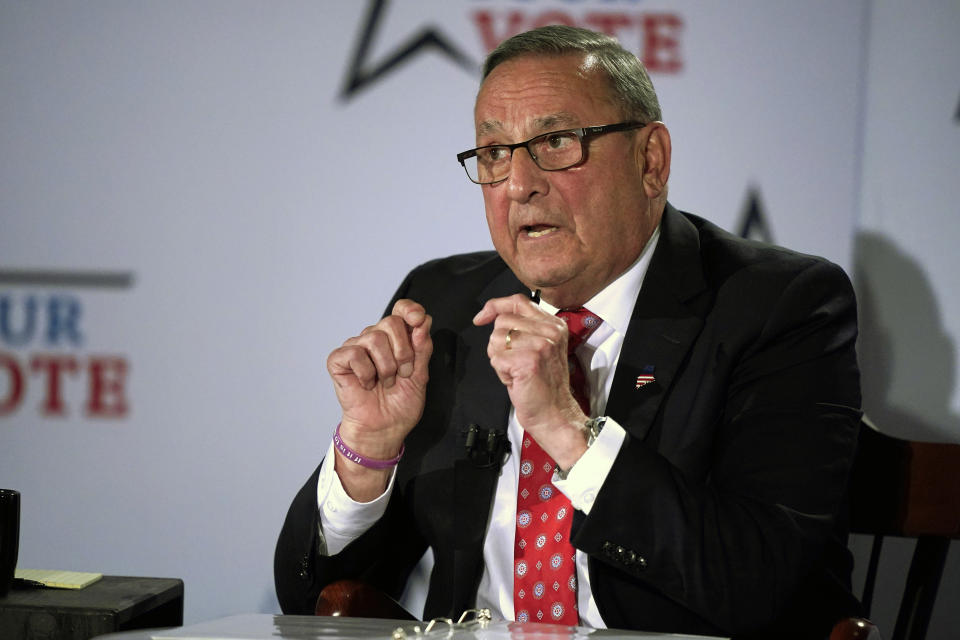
[275,25,862,639]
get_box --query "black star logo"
[737,187,774,243]
[341,0,479,101]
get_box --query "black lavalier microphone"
[464,424,510,468]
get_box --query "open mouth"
[522,224,559,238]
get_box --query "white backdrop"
[848,2,960,637]
[1,0,956,635]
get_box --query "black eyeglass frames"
[456,121,646,185]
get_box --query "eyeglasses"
[456,121,645,185]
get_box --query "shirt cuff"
[317,439,396,555]
[552,417,626,515]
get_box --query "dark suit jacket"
[275,205,862,639]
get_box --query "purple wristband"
[333,423,404,469]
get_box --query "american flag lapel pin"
[635,365,655,389]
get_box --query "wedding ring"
[505,327,518,350]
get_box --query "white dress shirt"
[317,227,659,625]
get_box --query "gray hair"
[482,25,662,124]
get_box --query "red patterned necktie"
[513,307,601,625]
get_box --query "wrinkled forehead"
[476,112,580,138]
[473,53,614,140]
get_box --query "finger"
[492,325,523,355]
[347,327,404,388]
[492,311,565,340]
[491,362,514,387]
[473,293,542,326]
[327,344,379,391]
[487,310,565,355]
[410,314,434,380]
[362,314,417,381]
[391,299,429,378]
[488,324,560,360]
[392,298,427,330]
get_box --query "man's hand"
[473,294,588,469]
[327,299,432,500]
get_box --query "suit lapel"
[450,265,526,443]
[605,205,709,442]
[448,265,525,612]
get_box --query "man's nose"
[505,147,548,203]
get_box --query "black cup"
[0,489,20,597]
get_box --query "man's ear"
[637,122,671,200]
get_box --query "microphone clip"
[463,424,510,469]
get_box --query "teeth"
[526,227,557,238]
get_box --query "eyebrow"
[476,112,582,141]
[534,112,579,131]
[476,120,502,137]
